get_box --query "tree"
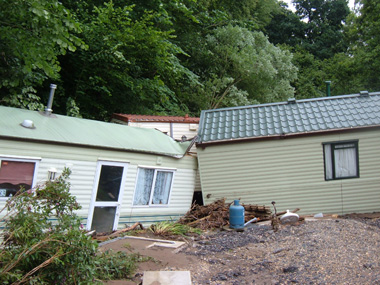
[188,25,297,110]
[0,0,86,110]
[265,0,362,99]
[265,2,306,47]
[293,0,350,59]
[266,0,350,60]
[59,1,198,120]
[347,0,380,91]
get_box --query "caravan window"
[323,141,359,180]
[133,167,175,206]
[0,159,38,198]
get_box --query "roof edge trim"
[0,135,188,159]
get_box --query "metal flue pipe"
[44,84,57,115]
[325,81,331,97]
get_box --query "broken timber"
[178,198,272,230]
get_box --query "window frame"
[0,156,40,200]
[323,140,359,181]
[132,166,176,207]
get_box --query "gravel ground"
[180,217,380,284]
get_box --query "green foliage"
[149,221,202,236]
[8,0,377,117]
[267,0,350,60]
[347,0,380,91]
[291,49,327,99]
[293,0,350,59]
[59,1,197,119]
[0,168,98,284]
[94,250,149,281]
[0,168,147,284]
[0,0,86,109]
[190,25,297,109]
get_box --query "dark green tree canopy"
[0,0,86,110]
[1,0,378,119]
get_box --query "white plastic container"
[280,210,299,224]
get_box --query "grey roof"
[0,106,192,158]
[197,92,380,144]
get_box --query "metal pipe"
[44,84,57,115]
[325,81,331,97]
[170,122,174,138]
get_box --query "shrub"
[0,168,98,284]
[94,250,150,281]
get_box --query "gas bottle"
[229,200,245,229]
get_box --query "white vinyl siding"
[197,128,380,215]
[0,139,197,228]
[128,122,198,141]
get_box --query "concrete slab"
[146,241,185,249]
[143,271,191,285]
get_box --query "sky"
[282,0,356,12]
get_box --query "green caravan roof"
[198,92,380,144]
[0,106,191,158]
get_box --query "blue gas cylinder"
[229,200,245,229]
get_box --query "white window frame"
[0,156,40,200]
[323,140,359,181]
[132,166,176,207]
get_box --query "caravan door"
[87,161,128,233]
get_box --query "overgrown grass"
[149,221,202,236]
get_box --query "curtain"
[334,145,357,178]
[152,171,173,205]
[133,168,154,205]
[324,145,333,180]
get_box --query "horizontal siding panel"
[0,139,197,170]
[0,139,197,227]
[199,129,380,215]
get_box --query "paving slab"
[143,271,191,285]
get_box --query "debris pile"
[178,198,272,230]
[94,222,144,241]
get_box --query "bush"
[94,250,150,281]
[0,168,98,284]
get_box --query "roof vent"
[44,83,57,115]
[21,119,35,129]
[360,90,369,97]
[287,98,296,104]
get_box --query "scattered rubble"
[178,199,272,230]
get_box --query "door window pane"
[0,160,35,197]
[95,165,123,201]
[91,206,116,233]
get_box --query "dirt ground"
[100,213,380,284]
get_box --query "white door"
[87,161,128,232]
